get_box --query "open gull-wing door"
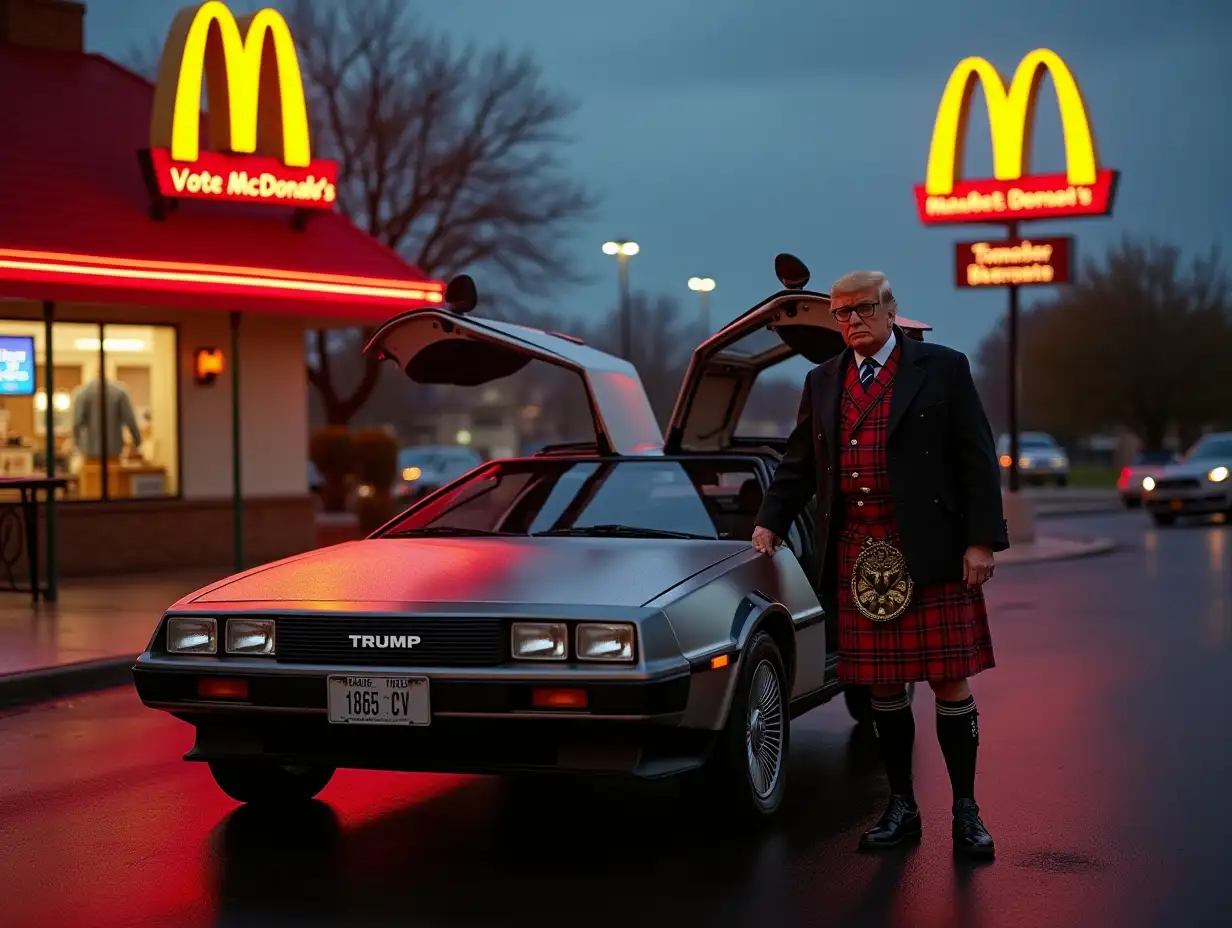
[364,280,663,456]
[664,257,930,453]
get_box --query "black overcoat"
[754,327,1009,591]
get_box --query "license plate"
[1170,499,1183,511]
[327,674,430,726]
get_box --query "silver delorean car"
[132,255,931,821]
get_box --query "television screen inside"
[0,335,36,396]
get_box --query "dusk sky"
[85,0,1232,359]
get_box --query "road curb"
[1036,504,1124,518]
[998,536,1118,567]
[0,655,137,709]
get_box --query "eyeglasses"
[830,301,880,323]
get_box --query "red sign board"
[954,237,1072,288]
[143,148,338,209]
[915,170,1117,226]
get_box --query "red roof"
[0,44,443,319]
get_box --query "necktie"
[860,358,877,390]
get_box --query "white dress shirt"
[853,331,898,384]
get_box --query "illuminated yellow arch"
[149,1,312,167]
[924,49,1099,195]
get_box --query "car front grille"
[1153,478,1201,492]
[270,616,507,667]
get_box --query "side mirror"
[774,253,810,289]
[445,274,478,314]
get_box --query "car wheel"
[207,760,335,804]
[1123,497,1140,509]
[1151,513,1176,527]
[1056,476,1068,487]
[844,682,916,725]
[693,631,790,821]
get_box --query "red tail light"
[1117,466,1131,488]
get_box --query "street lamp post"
[602,240,639,359]
[688,277,715,332]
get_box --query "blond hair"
[831,271,896,308]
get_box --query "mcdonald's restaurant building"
[0,0,443,581]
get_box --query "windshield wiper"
[533,524,713,540]
[384,526,521,537]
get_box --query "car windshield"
[1133,451,1175,465]
[380,458,765,540]
[1184,437,1232,461]
[399,447,479,471]
[998,434,1059,452]
[1020,436,1058,449]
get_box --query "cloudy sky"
[85,0,1232,357]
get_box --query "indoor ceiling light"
[74,337,147,352]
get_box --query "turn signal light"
[197,677,249,700]
[531,687,587,709]
[709,654,730,670]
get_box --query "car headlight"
[511,622,567,660]
[1142,476,1156,492]
[576,623,635,662]
[1050,457,1066,467]
[166,616,217,654]
[1209,466,1229,483]
[1018,457,1031,468]
[225,618,276,656]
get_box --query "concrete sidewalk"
[1020,486,1124,517]
[0,570,226,708]
[998,534,1118,565]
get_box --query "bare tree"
[577,293,707,426]
[286,0,598,423]
[975,237,1232,450]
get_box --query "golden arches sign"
[144,1,337,209]
[913,48,1117,225]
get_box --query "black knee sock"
[870,692,915,804]
[936,695,979,804]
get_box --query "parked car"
[1142,431,1232,526]
[131,257,932,822]
[1117,450,1177,508]
[394,444,483,500]
[996,431,1069,486]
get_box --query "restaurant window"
[0,320,179,499]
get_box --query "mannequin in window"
[71,361,142,462]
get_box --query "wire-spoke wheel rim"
[745,659,784,800]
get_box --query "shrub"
[353,428,399,488]
[309,427,356,512]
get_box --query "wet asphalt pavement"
[1,509,1229,928]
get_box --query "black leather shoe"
[952,798,995,859]
[858,794,922,851]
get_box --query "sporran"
[851,536,914,622]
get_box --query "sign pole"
[230,310,244,573]
[42,301,58,602]
[1005,219,1021,494]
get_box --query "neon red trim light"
[0,248,444,305]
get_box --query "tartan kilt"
[835,503,995,686]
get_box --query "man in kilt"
[752,270,1007,859]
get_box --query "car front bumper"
[1144,485,1232,515]
[132,652,737,778]
[1004,462,1068,481]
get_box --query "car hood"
[1159,460,1230,478]
[181,537,749,609]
